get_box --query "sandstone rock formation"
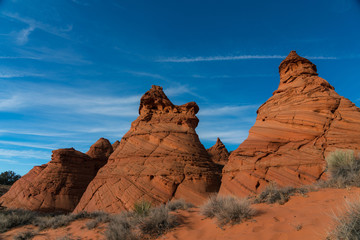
[74,85,221,213]
[112,140,120,151]
[0,138,112,212]
[220,51,360,196]
[207,138,230,165]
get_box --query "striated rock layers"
[0,138,112,212]
[220,51,360,196]
[74,85,221,213]
[207,138,230,165]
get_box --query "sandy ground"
[157,188,360,240]
[1,187,360,240]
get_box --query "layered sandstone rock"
[207,138,230,165]
[0,139,112,212]
[74,85,221,213]
[220,51,360,196]
[112,140,120,151]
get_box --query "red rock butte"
[0,138,113,212]
[220,51,360,196]
[74,85,221,213]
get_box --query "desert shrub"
[166,199,194,211]
[328,199,360,240]
[0,209,40,233]
[0,171,21,185]
[139,205,178,236]
[105,212,138,240]
[85,211,111,229]
[201,195,256,227]
[326,150,360,188]
[13,230,36,240]
[254,183,303,204]
[133,200,152,216]
[34,211,106,230]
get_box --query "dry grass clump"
[254,182,308,205]
[34,211,106,230]
[105,199,189,240]
[139,205,178,236]
[105,211,139,240]
[201,195,256,227]
[325,150,360,188]
[0,209,40,233]
[166,199,194,211]
[328,199,360,240]
[85,211,110,229]
[13,230,36,240]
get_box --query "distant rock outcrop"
[112,140,120,151]
[74,85,221,213]
[207,138,230,165]
[0,139,112,212]
[220,51,360,196]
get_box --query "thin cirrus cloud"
[2,12,73,45]
[198,105,259,116]
[156,55,338,62]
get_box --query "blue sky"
[0,0,360,175]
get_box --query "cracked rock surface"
[74,85,221,213]
[220,51,360,196]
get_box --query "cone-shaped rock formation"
[207,138,230,165]
[0,138,112,212]
[220,51,360,196]
[74,85,221,213]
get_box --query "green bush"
[133,200,152,216]
[201,195,256,227]
[0,171,21,185]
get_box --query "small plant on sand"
[325,150,360,188]
[254,182,306,205]
[133,200,152,216]
[328,199,360,240]
[201,195,256,227]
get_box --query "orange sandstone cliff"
[220,51,360,196]
[0,138,112,212]
[74,85,221,213]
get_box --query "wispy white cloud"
[2,12,73,44]
[16,47,92,65]
[198,129,249,144]
[125,71,167,81]
[198,105,259,116]
[0,129,71,137]
[0,84,140,117]
[71,0,89,6]
[0,140,55,150]
[0,148,50,160]
[157,55,337,62]
[0,68,44,79]
[0,159,41,166]
[16,25,35,45]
